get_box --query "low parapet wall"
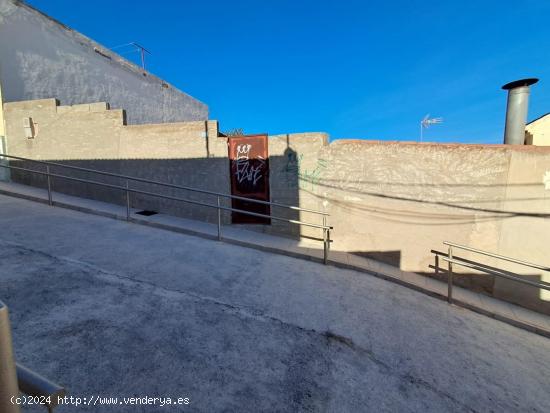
[4,98,550,314]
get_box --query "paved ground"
[0,194,549,413]
[2,180,549,336]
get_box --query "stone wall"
[0,0,208,125]
[4,98,550,314]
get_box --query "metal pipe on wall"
[502,78,538,145]
[0,301,22,413]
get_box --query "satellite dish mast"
[420,114,443,142]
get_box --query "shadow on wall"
[8,154,304,240]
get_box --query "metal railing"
[438,241,550,303]
[0,154,333,263]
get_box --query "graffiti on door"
[228,135,270,224]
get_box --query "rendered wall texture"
[270,138,550,314]
[0,0,208,125]
[4,98,550,314]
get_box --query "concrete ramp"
[0,180,548,337]
[0,193,549,412]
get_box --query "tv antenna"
[420,114,443,142]
[109,42,151,70]
[131,42,151,70]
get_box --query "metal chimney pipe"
[502,78,538,145]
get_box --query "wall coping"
[5,98,550,153]
[330,139,550,152]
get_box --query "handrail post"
[125,180,130,221]
[46,165,53,206]
[447,245,453,303]
[323,228,328,265]
[0,301,22,413]
[217,196,222,241]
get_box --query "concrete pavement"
[0,194,549,412]
[1,180,547,337]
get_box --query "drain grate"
[135,210,158,216]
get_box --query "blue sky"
[28,0,550,143]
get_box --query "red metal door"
[228,134,270,224]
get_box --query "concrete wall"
[0,0,208,125]
[3,98,227,223]
[273,138,550,313]
[4,98,550,314]
[494,149,550,305]
[526,114,550,146]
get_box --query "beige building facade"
[525,114,550,146]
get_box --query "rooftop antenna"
[420,114,443,142]
[109,42,152,70]
[130,42,151,70]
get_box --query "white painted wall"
[0,0,208,125]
